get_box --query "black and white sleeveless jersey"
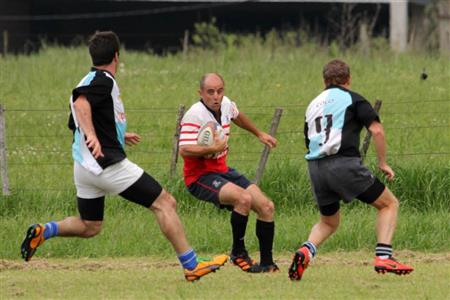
[68,67,127,174]
[304,85,379,160]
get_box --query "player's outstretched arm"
[233,112,277,149]
[369,121,394,181]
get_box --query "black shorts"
[187,168,252,210]
[77,172,163,221]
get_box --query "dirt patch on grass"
[1,251,448,271]
[0,258,179,271]
[267,251,450,267]
[322,251,450,266]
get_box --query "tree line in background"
[190,2,442,55]
[1,1,446,56]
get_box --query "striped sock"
[178,248,198,271]
[43,221,59,240]
[301,241,317,259]
[375,243,392,259]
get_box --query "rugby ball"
[197,122,225,159]
[197,122,216,146]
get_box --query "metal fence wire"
[0,100,449,194]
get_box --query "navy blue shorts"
[187,168,252,210]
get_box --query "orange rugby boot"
[374,256,414,275]
[184,254,228,281]
[288,247,310,281]
[21,224,46,261]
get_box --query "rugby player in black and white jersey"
[288,59,413,281]
[179,73,279,273]
[20,31,227,281]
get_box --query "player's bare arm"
[73,95,104,159]
[369,121,394,181]
[125,132,141,146]
[179,134,227,157]
[233,112,277,149]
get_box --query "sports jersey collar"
[325,84,349,92]
[200,99,222,124]
[91,67,115,78]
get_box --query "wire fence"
[1,100,449,195]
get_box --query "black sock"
[231,210,248,255]
[256,219,275,266]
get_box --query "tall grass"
[0,40,448,258]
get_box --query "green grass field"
[0,39,449,299]
[2,252,449,299]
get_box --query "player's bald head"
[199,73,225,90]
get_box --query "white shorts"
[74,158,144,199]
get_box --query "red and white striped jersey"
[179,96,239,186]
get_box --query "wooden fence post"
[0,105,10,195]
[170,105,185,178]
[361,99,382,162]
[182,30,189,58]
[254,108,283,185]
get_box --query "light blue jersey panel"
[323,88,352,130]
[115,121,127,147]
[81,71,96,86]
[305,88,352,160]
[306,135,324,159]
[72,129,83,164]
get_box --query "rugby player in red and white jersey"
[179,73,279,273]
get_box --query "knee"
[163,192,177,211]
[259,200,275,218]
[236,192,252,211]
[322,217,339,232]
[81,222,102,238]
[376,195,399,211]
[151,190,177,212]
[388,196,399,210]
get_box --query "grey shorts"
[307,155,377,207]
